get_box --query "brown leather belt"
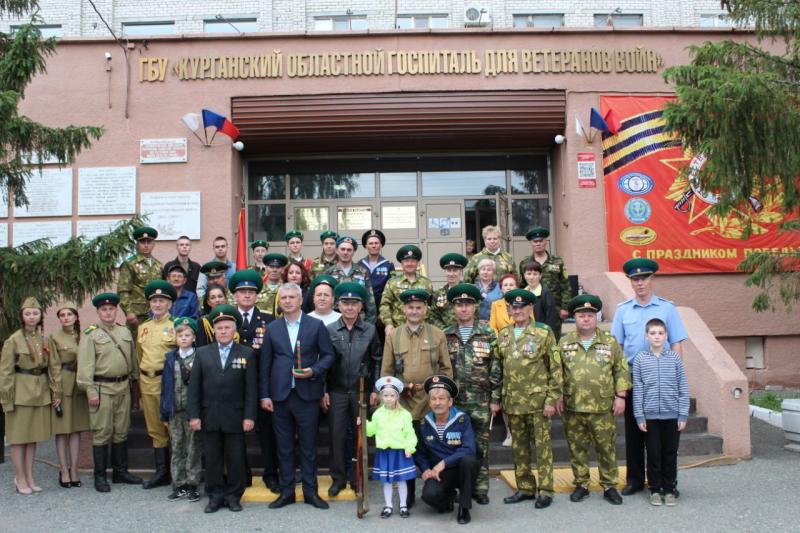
[94,375,128,383]
[140,369,163,378]
[61,361,77,372]
[14,365,48,376]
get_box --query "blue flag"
[590,107,610,132]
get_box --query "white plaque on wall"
[382,205,417,229]
[78,167,137,215]
[13,220,72,247]
[0,223,7,247]
[140,138,188,164]
[14,168,73,217]
[140,191,201,240]
[77,219,125,240]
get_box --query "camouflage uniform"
[429,284,457,330]
[379,275,434,328]
[463,249,516,283]
[496,321,562,497]
[309,255,337,280]
[256,283,281,317]
[167,352,202,487]
[559,329,630,489]
[444,322,502,496]
[118,254,163,329]
[323,262,377,323]
[519,253,571,323]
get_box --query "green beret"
[569,294,603,314]
[166,263,187,276]
[526,227,549,241]
[229,269,264,293]
[440,253,468,269]
[447,283,482,303]
[504,288,535,307]
[311,275,338,292]
[145,280,177,301]
[92,292,119,308]
[336,236,358,250]
[250,240,269,251]
[623,258,659,278]
[200,260,230,275]
[264,253,288,268]
[424,374,459,398]
[173,316,198,333]
[335,281,368,302]
[400,288,430,304]
[285,231,303,242]
[133,226,158,241]
[207,304,242,327]
[361,229,386,247]
[397,245,422,262]
[320,231,338,243]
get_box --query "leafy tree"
[663,0,800,311]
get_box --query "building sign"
[602,95,800,273]
[576,153,597,188]
[13,220,72,247]
[77,219,126,240]
[78,167,137,215]
[140,191,201,240]
[383,205,417,229]
[140,138,188,164]
[138,47,664,82]
[337,206,372,231]
[13,168,73,217]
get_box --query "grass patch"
[750,392,785,412]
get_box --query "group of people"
[0,222,690,523]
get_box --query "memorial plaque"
[140,138,188,164]
[382,205,417,229]
[13,220,72,246]
[337,206,372,231]
[77,219,125,240]
[140,191,201,240]
[78,167,136,215]
[14,168,73,217]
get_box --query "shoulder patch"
[535,321,551,330]
[125,254,137,262]
[84,325,98,334]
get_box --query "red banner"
[601,95,800,273]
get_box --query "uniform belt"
[94,375,128,383]
[14,365,48,376]
[140,369,163,378]
[61,361,77,372]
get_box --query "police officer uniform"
[379,246,434,330]
[118,226,163,331]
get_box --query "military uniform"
[430,284,458,330]
[138,314,176,449]
[257,283,281,316]
[463,248,516,284]
[323,262,377,323]
[379,275,434,328]
[520,252,570,308]
[49,328,90,435]
[310,255,337,280]
[118,254,163,328]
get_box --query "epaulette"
[616,298,633,307]
[126,254,137,262]
[84,325,98,334]
[535,321,551,330]
[655,296,675,304]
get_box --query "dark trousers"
[645,419,680,494]
[203,430,246,505]
[258,409,279,481]
[422,455,479,511]
[624,388,646,487]
[273,390,321,497]
[328,390,358,485]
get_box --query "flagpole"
[208,129,219,146]
[189,129,206,146]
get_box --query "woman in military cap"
[0,297,62,495]
[50,304,91,488]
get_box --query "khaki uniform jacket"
[463,248,516,283]
[118,254,163,318]
[0,329,62,410]
[257,283,281,317]
[137,315,176,395]
[49,329,81,397]
[310,255,337,280]
[77,323,139,401]
[379,275,434,328]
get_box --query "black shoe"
[621,484,643,496]
[111,442,143,485]
[472,493,489,505]
[503,491,535,504]
[167,486,188,501]
[457,507,471,525]
[304,493,330,509]
[673,488,680,498]
[380,506,393,518]
[227,500,243,512]
[399,507,410,518]
[59,472,71,489]
[204,501,221,513]
[570,486,590,502]
[143,448,170,489]
[186,487,201,502]
[269,494,296,509]
[92,445,110,493]
[69,474,82,488]
[263,477,280,494]
[328,480,346,497]
[604,488,623,505]
[444,501,455,513]
[534,495,552,509]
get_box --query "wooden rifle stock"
[356,376,369,518]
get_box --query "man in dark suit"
[188,305,257,513]
[259,283,336,510]
[229,269,278,492]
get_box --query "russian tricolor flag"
[201,109,240,141]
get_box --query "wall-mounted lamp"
[732,387,743,399]
[554,134,566,145]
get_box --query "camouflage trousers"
[169,411,203,487]
[508,413,553,496]
[563,410,618,489]
[456,397,490,496]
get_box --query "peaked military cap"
[320,231,338,243]
[250,240,269,251]
[440,253,468,269]
[200,260,230,276]
[92,292,119,307]
[166,263,187,276]
[264,253,288,268]
[207,304,242,327]
[335,281,368,302]
[424,374,458,398]
[623,258,659,278]
[285,230,303,242]
[400,288,429,304]
[504,288,535,307]
[447,283,482,303]
[526,226,549,241]
[361,229,386,247]
[375,376,404,394]
[229,269,264,293]
[311,275,338,292]
[336,236,358,250]
[173,316,198,333]
[145,280,177,301]
[133,226,158,241]
[569,294,603,314]
[397,245,422,262]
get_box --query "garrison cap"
[284,231,303,242]
[21,296,42,310]
[375,376,404,394]
[264,253,288,268]
[145,280,177,301]
[397,245,422,262]
[250,240,269,251]
[228,269,264,293]
[569,294,603,314]
[504,288,535,307]
[447,283,482,304]
[165,263,187,276]
[440,253,468,269]
[526,226,549,241]
[335,282,368,302]
[320,231,338,243]
[173,316,198,333]
[361,229,386,247]
[92,292,120,308]
[623,258,659,278]
[336,236,358,250]
[424,374,458,398]
[311,275,338,292]
[400,288,429,304]
[133,226,158,241]
[207,304,242,327]
[200,260,229,276]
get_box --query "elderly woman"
[474,258,503,323]
[463,225,516,283]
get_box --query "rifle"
[356,376,370,518]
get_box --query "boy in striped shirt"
[632,318,689,507]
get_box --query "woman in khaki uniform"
[0,297,62,495]
[50,305,91,488]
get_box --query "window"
[380,172,417,197]
[313,16,368,31]
[593,14,643,27]
[10,24,63,38]
[422,171,505,197]
[248,204,286,243]
[512,14,564,28]
[396,15,449,29]
[745,337,765,369]
[204,18,259,33]
[122,22,176,36]
[699,14,733,27]
[290,173,375,199]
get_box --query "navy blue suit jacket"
[259,313,335,402]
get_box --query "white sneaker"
[502,435,512,447]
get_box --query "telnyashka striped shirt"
[631,349,689,424]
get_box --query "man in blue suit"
[259,283,336,510]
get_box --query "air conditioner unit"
[464,5,491,27]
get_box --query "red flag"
[236,207,247,271]
[604,108,622,135]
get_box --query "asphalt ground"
[1,418,798,533]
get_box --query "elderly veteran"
[379,245,434,336]
[414,375,479,525]
[196,259,231,300]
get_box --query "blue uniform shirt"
[414,406,476,471]
[171,289,200,321]
[358,256,395,307]
[611,295,688,362]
